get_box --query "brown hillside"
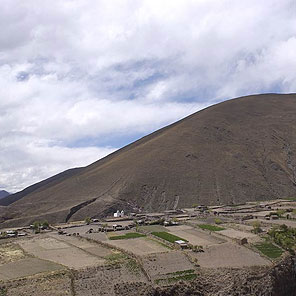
[1,93,296,227]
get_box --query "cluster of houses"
[0,230,27,239]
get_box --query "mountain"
[0,190,10,199]
[0,168,83,206]
[1,93,296,227]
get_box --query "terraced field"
[0,258,63,280]
[108,237,169,255]
[188,242,271,268]
[19,236,107,269]
[254,242,284,259]
[141,251,195,282]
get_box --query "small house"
[113,224,124,230]
[164,221,170,226]
[174,240,188,249]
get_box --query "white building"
[114,210,125,218]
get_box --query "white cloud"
[0,0,295,192]
[0,135,116,192]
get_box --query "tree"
[214,218,222,225]
[133,220,140,232]
[276,209,285,218]
[85,217,91,225]
[33,221,41,233]
[42,220,49,229]
[279,224,288,232]
[252,221,262,234]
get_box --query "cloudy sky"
[0,0,295,193]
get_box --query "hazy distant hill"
[1,93,296,227]
[0,190,10,199]
[0,168,83,206]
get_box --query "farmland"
[0,197,295,295]
[109,232,146,240]
[19,236,109,269]
[108,237,169,255]
[197,224,225,231]
[254,242,284,259]
[151,232,187,243]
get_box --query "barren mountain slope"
[1,93,296,226]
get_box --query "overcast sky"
[0,0,295,193]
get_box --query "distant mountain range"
[1,93,296,227]
[0,190,10,199]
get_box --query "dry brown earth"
[73,265,148,296]
[1,272,72,296]
[0,242,26,264]
[19,236,106,269]
[141,251,195,280]
[0,258,63,280]
[49,234,113,258]
[219,229,260,243]
[188,242,271,268]
[108,237,169,256]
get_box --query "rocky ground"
[0,255,295,295]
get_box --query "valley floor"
[0,199,296,295]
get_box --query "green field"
[155,269,197,284]
[285,197,296,201]
[109,233,146,240]
[151,231,188,243]
[198,224,225,231]
[254,242,284,259]
[164,269,195,276]
[139,225,167,232]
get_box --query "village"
[0,198,296,295]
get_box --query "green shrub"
[214,218,222,225]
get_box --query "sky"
[0,0,296,193]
